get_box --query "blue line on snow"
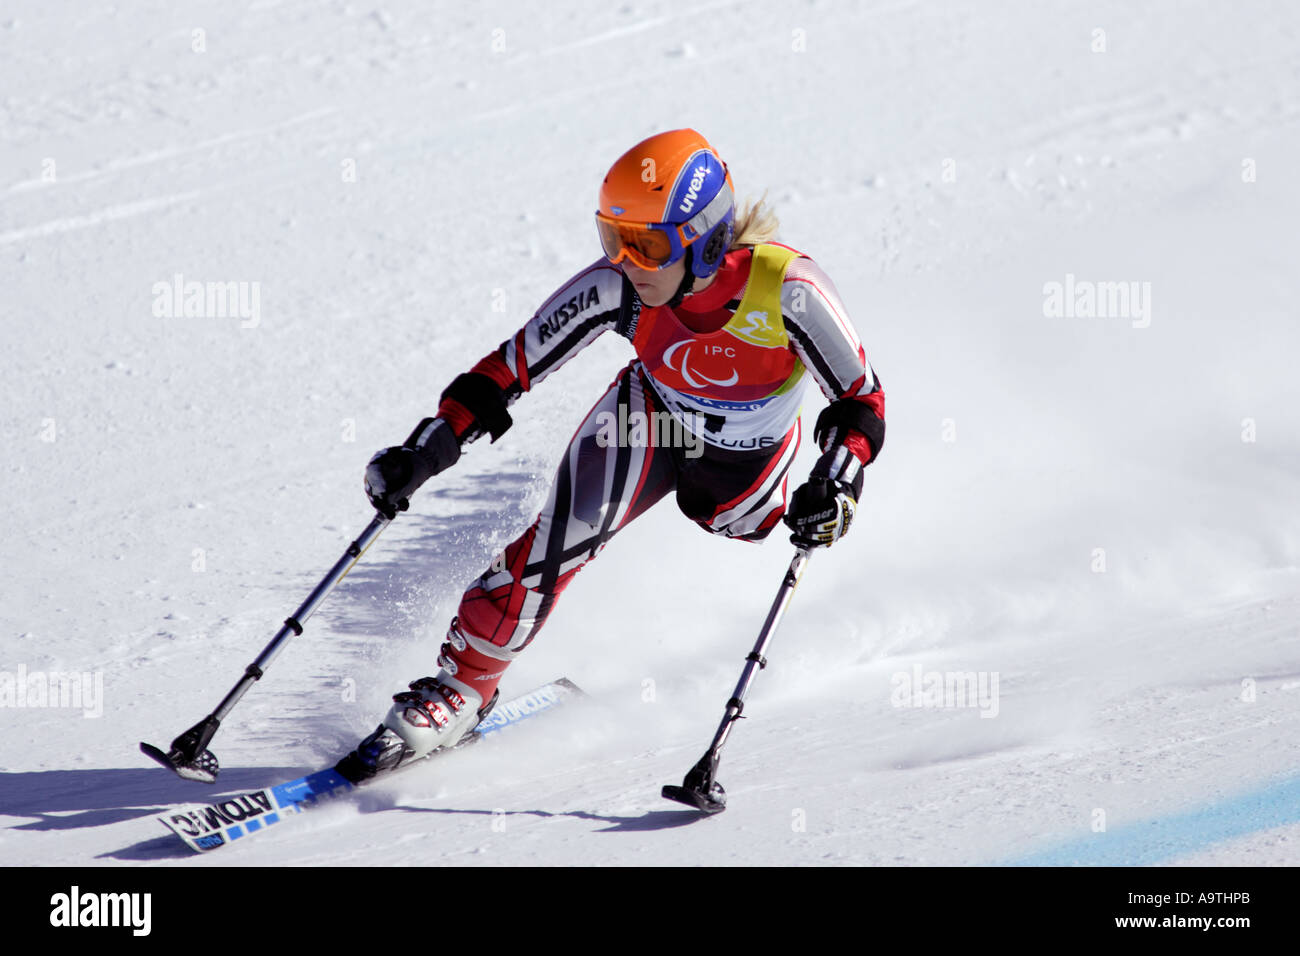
[1005,773,1300,866]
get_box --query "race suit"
[429,243,885,700]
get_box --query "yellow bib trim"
[724,243,801,349]
[723,244,805,395]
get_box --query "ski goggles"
[595,214,689,271]
[595,189,733,271]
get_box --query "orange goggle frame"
[595,213,696,271]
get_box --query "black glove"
[783,476,857,548]
[365,418,461,518]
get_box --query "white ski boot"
[388,675,486,756]
[335,674,496,783]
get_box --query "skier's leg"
[338,364,676,780]
[444,363,676,695]
[676,419,801,542]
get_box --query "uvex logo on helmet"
[678,164,710,214]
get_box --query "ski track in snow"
[0,191,205,245]
[2,0,1298,866]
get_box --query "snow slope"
[2,0,1298,866]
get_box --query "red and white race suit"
[429,243,885,701]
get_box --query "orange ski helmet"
[596,129,735,280]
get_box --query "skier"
[336,129,885,782]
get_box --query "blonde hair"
[728,193,780,249]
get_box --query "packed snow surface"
[2,0,1298,865]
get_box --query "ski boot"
[335,675,498,784]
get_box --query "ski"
[154,678,584,853]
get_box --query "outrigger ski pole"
[663,544,813,814]
[140,513,392,783]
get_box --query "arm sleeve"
[781,256,886,469]
[437,259,637,444]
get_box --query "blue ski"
[156,678,584,853]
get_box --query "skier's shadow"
[386,804,708,832]
[0,766,308,862]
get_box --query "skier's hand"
[365,447,421,518]
[364,418,461,518]
[783,477,856,548]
